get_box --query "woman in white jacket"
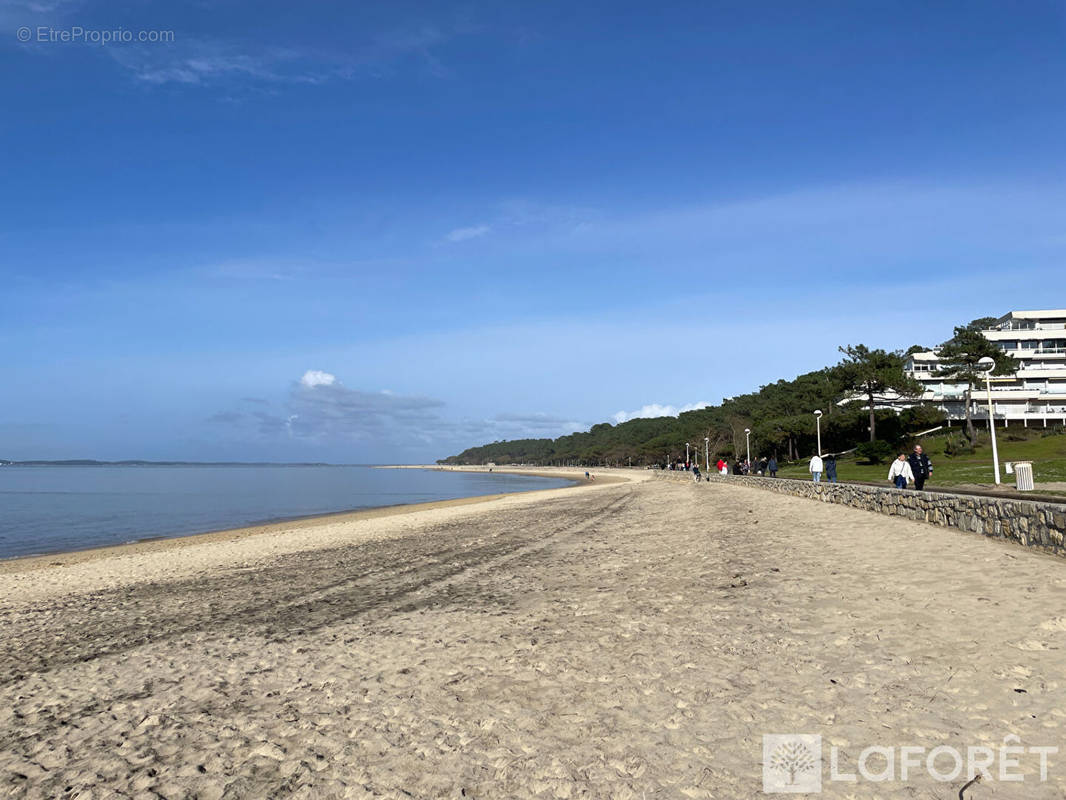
[888,453,915,489]
[809,454,824,482]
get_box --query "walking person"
[809,453,824,482]
[767,456,778,478]
[888,453,915,489]
[824,453,838,483]
[907,445,933,491]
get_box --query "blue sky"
[2,0,1065,462]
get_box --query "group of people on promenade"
[808,445,932,490]
[668,458,780,481]
[703,457,779,478]
[724,457,779,477]
[806,453,838,483]
[670,444,933,492]
[886,445,933,490]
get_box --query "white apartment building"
[904,309,1066,426]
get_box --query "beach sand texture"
[1,472,1064,798]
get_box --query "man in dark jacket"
[767,456,778,477]
[907,445,933,490]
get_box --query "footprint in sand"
[1039,617,1066,632]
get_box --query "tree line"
[439,318,1015,467]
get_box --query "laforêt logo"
[763,734,822,793]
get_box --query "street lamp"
[744,428,751,466]
[704,437,709,473]
[686,442,690,468]
[813,410,823,456]
[978,356,1002,485]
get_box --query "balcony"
[1002,346,1066,356]
[975,403,1066,416]
[987,321,1066,332]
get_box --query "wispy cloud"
[206,371,588,454]
[486,412,586,437]
[206,410,245,424]
[0,0,78,28]
[211,371,446,443]
[444,224,490,243]
[612,402,709,424]
[105,24,464,88]
[108,40,331,86]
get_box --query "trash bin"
[1014,461,1034,492]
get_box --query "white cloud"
[445,224,490,243]
[300,370,336,388]
[611,402,710,424]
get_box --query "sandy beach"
[2,469,1064,798]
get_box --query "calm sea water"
[0,466,573,559]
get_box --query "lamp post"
[686,442,690,469]
[978,356,1002,485]
[704,437,709,473]
[813,410,823,456]
[744,428,751,466]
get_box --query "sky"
[2,0,1065,462]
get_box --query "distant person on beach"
[692,465,701,483]
[888,453,915,489]
[585,471,589,480]
[809,454,824,482]
[824,454,838,483]
[907,445,933,491]
[767,456,778,477]
[716,458,725,475]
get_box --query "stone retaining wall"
[654,471,1066,558]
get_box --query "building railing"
[998,346,1066,355]
[975,405,1066,415]
[986,322,1066,332]
[923,386,1066,399]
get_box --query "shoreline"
[0,466,621,576]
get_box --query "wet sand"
[1,471,1064,798]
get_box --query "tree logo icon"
[771,740,816,784]
[763,734,822,793]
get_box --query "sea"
[0,465,573,560]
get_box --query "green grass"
[776,426,1066,488]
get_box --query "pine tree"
[935,323,1017,445]
[835,345,923,442]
